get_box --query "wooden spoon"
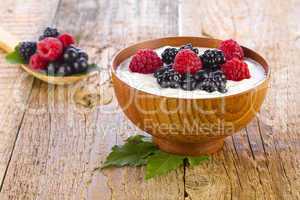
[0,27,98,85]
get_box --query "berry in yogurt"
[117,39,265,99]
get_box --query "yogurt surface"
[115,47,267,99]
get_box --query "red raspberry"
[29,53,48,70]
[173,49,202,74]
[58,33,75,48]
[221,58,251,81]
[129,49,163,74]
[219,39,244,61]
[37,37,63,61]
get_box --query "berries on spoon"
[78,49,89,60]
[73,57,88,73]
[56,64,73,76]
[29,53,48,70]
[46,61,61,75]
[13,27,94,78]
[39,27,60,40]
[37,37,63,61]
[58,33,75,48]
[18,42,37,63]
[63,47,79,63]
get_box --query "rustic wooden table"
[0,0,299,199]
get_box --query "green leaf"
[87,63,99,70]
[88,63,97,67]
[102,137,157,169]
[145,151,185,180]
[5,45,26,64]
[101,135,211,180]
[126,135,152,143]
[187,156,209,166]
[75,34,81,43]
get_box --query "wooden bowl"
[0,27,97,85]
[111,37,270,156]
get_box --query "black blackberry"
[73,58,88,73]
[63,47,89,66]
[18,42,37,63]
[181,81,197,91]
[180,73,197,91]
[168,72,182,88]
[179,43,199,54]
[157,78,170,88]
[154,66,182,89]
[154,65,171,78]
[154,67,166,78]
[195,70,227,93]
[63,47,79,63]
[56,64,73,76]
[168,72,181,82]
[181,73,195,81]
[200,49,225,69]
[169,81,181,89]
[47,61,75,76]
[46,61,61,75]
[213,70,227,84]
[154,65,173,76]
[194,70,209,82]
[39,27,60,40]
[78,49,89,60]
[161,48,178,64]
[69,44,80,50]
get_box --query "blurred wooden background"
[0,0,299,199]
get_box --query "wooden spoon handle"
[0,27,19,53]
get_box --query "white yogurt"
[116,47,267,99]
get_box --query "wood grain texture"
[0,0,298,199]
[181,0,300,199]
[1,0,184,200]
[0,0,61,192]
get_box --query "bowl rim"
[111,36,270,100]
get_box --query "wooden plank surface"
[0,0,299,200]
[0,0,61,191]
